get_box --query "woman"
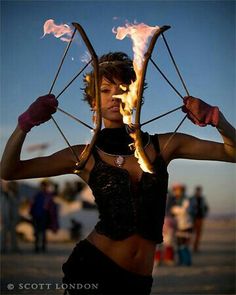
[1,52,235,294]
[170,184,193,266]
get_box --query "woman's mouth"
[109,106,120,112]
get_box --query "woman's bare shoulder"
[152,132,190,163]
[155,132,191,148]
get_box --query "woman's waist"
[86,230,156,276]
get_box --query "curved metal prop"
[48,22,101,173]
[71,23,101,173]
[49,23,191,175]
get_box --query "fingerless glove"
[18,95,58,133]
[182,97,219,127]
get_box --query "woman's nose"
[111,95,121,102]
[111,86,123,101]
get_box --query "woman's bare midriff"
[81,144,163,277]
[86,230,156,276]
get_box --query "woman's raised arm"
[0,94,80,180]
[167,96,236,162]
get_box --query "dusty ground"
[152,218,236,295]
[1,218,235,295]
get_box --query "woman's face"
[96,77,128,127]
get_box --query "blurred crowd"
[0,178,95,254]
[0,179,208,264]
[154,183,209,268]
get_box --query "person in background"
[154,192,176,267]
[189,186,209,252]
[0,180,20,253]
[70,218,83,242]
[171,183,193,266]
[62,181,76,202]
[30,179,59,253]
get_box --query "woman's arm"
[0,125,82,180]
[0,94,82,180]
[160,97,236,162]
[216,111,236,159]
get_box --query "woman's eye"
[101,89,110,93]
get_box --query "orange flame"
[42,19,72,42]
[112,22,159,124]
[113,22,159,173]
[131,133,150,172]
[113,22,159,70]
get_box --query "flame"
[112,22,159,123]
[113,22,159,69]
[42,19,72,42]
[113,22,160,173]
[131,133,151,173]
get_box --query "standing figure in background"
[171,184,193,266]
[189,186,209,253]
[62,181,77,202]
[70,218,82,242]
[30,180,59,253]
[0,180,20,253]
[154,192,176,267]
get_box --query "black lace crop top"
[88,127,169,244]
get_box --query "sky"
[1,0,235,215]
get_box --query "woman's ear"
[91,100,97,124]
[91,99,97,111]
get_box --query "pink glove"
[18,94,58,133]
[182,96,220,127]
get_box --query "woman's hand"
[182,96,219,127]
[18,94,58,133]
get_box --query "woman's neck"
[103,119,125,129]
[96,125,134,155]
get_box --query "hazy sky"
[1,0,235,215]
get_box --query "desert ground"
[1,218,235,295]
